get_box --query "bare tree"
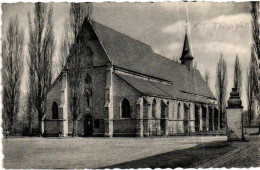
[216,54,228,128]
[69,3,93,42]
[247,47,257,127]
[2,16,24,134]
[233,54,242,94]
[18,95,28,134]
[67,46,84,137]
[27,76,34,135]
[28,3,55,135]
[251,2,260,99]
[54,3,93,80]
[66,3,93,137]
[256,114,260,133]
[204,69,210,87]
[54,19,72,79]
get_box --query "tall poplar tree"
[233,54,242,94]
[216,54,228,128]
[28,3,55,135]
[2,16,24,134]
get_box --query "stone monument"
[226,88,244,141]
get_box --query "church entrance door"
[84,115,93,137]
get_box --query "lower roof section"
[116,73,216,105]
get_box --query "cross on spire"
[185,20,188,34]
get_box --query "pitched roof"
[117,74,213,104]
[180,33,194,60]
[89,19,215,100]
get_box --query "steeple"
[180,25,194,60]
[180,23,194,72]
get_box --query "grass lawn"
[3,136,228,169]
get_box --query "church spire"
[180,23,194,60]
[180,22,194,72]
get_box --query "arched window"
[161,101,168,118]
[84,73,92,90]
[152,99,156,118]
[121,98,131,118]
[84,73,92,106]
[177,103,181,119]
[85,46,94,66]
[52,102,59,119]
[184,104,190,120]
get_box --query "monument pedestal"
[226,88,244,141]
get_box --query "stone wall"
[67,66,107,136]
[45,77,63,120]
[112,73,141,136]
[136,96,219,136]
[44,75,63,136]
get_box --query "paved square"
[3,136,226,169]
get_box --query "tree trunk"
[72,120,75,137]
[29,119,33,135]
[11,118,15,135]
[248,111,251,128]
[10,111,16,135]
[38,115,42,136]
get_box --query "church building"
[43,18,219,137]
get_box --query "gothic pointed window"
[86,46,93,67]
[152,99,156,118]
[121,98,131,118]
[177,103,181,119]
[84,73,92,106]
[184,104,190,121]
[161,101,168,119]
[52,102,59,119]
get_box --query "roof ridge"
[90,19,152,50]
[89,19,215,99]
[90,19,183,66]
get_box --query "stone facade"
[43,18,218,137]
[43,64,219,137]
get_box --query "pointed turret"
[181,33,194,60]
[180,30,194,72]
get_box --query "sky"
[2,2,252,109]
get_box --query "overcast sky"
[2,2,251,109]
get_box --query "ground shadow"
[103,140,239,169]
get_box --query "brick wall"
[46,77,62,120]
[112,73,141,135]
